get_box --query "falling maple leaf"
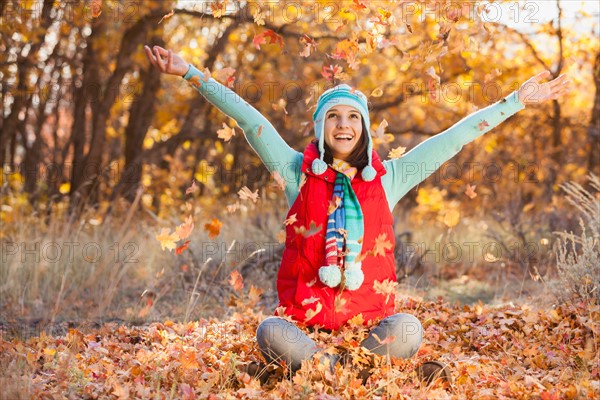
[388,146,407,159]
[189,75,202,89]
[252,34,267,50]
[272,98,288,114]
[299,34,317,57]
[301,296,320,306]
[370,88,384,97]
[252,8,265,25]
[321,64,348,83]
[158,9,174,24]
[226,202,240,213]
[372,333,396,345]
[175,215,194,240]
[156,228,180,251]
[350,0,368,12]
[201,68,211,82]
[465,184,478,199]
[304,302,323,322]
[272,171,286,191]
[478,120,490,131]
[238,186,259,203]
[328,196,342,215]
[204,218,222,239]
[373,118,388,139]
[253,29,283,50]
[294,221,323,238]
[372,233,393,257]
[175,240,190,255]
[217,123,236,142]
[256,125,264,138]
[373,279,398,303]
[443,209,460,228]
[185,181,199,195]
[229,270,244,292]
[88,0,102,18]
[276,230,286,243]
[298,173,307,190]
[284,213,297,226]
[426,66,441,83]
[215,67,236,85]
[301,121,314,137]
[210,0,227,18]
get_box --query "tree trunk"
[120,38,164,202]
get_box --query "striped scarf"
[320,159,365,290]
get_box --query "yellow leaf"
[59,182,70,194]
[388,146,406,159]
[156,228,180,251]
[443,209,460,228]
[370,88,384,97]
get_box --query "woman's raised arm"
[381,71,571,210]
[144,45,303,207]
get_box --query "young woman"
[144,45,570,379]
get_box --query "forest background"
[0,0,599,397]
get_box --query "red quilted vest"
[275,141,397,330]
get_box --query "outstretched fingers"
[532,70,552,83]
[144,45,158,68]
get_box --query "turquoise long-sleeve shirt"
[183,65,525,211]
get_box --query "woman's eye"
[351,114,359,119]
[327,113,337,118]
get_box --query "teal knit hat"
[311,84,376,181]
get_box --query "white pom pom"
[312,158,328,175]
[361,165,376,181]
[344,262,364,291]
[319,265,341,288]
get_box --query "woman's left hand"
[518,70,571,106]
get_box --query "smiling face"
[323,105,363,161]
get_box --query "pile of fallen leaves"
[1,291,598,399]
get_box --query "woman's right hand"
[144,45,190,77]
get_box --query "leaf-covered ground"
[1,296,598,399]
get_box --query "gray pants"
[256,313,422,372]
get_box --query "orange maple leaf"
[175,240,191,255]
[175,215,194,240]
[204,218,222,239]
[229,270,244,292]
[478,120,490,131]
